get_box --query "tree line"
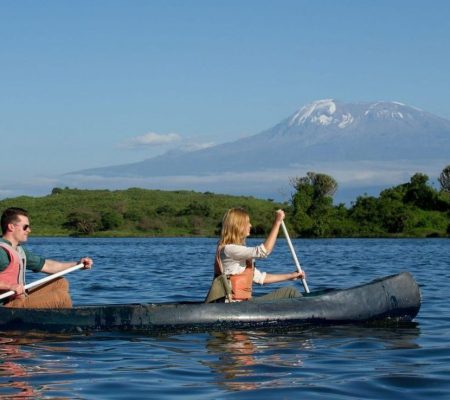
[291,165,450,237]
[1,165,449,238]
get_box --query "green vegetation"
[1,165,449,238]
[290,167,450,238]
[0,187,286,237]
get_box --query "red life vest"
[229,262,254,301]
[0,242,23,298]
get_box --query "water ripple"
[0,238,448,399]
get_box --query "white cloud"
[58,160,438,197]
[2,159,446,203]
[121,132,182,149]
[184,142,215,151]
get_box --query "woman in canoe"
[206,208,305,303]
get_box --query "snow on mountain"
[290,99,339,126]
[66,99,450,201]
[290,99,417,126]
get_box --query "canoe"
[0,272,421,334]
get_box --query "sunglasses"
[14,223,31,231]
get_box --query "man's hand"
[10,283,25,295]
[80,257,93,269]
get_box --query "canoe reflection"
[0,334,75,399]
[0,337,37,398]
[204,324,421,392]
[204,330,311,391]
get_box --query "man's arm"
[0,281,25,295]
[41,257,93,274]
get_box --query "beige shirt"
[221,244,269,284]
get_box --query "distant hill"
[67,99,450,202]
[0,188,284,237]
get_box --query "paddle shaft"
[0,262,84,301]
[281,221,310,293]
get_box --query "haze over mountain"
[68,99,450,203]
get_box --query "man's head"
[1,208,31,243]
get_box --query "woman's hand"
[289,270,306,280]
[274,209,285,224]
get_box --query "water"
[1,237,449,399]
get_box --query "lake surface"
[1,237,449,399]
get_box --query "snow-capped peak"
[289,99,354,129]
[363,101,416,120]
[286,99,430,131]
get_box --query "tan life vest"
[229,260,254,301]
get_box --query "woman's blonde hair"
[218,208,250,246]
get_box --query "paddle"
[281,221,310,293]
[0,262,85,301]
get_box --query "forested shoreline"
[1,166,449,238]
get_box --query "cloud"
[184,142,215,151]
[117,132,216,157]
[56,160,425,199]
[120,132,182,149]
[2,159,446,203]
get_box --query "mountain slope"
[72,99,450,179]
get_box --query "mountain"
[67,99,450,202]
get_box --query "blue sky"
[1,0,449,200]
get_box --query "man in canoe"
[0,207,93,308]
[206,208,305,303]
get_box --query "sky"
[1,0,450,200]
